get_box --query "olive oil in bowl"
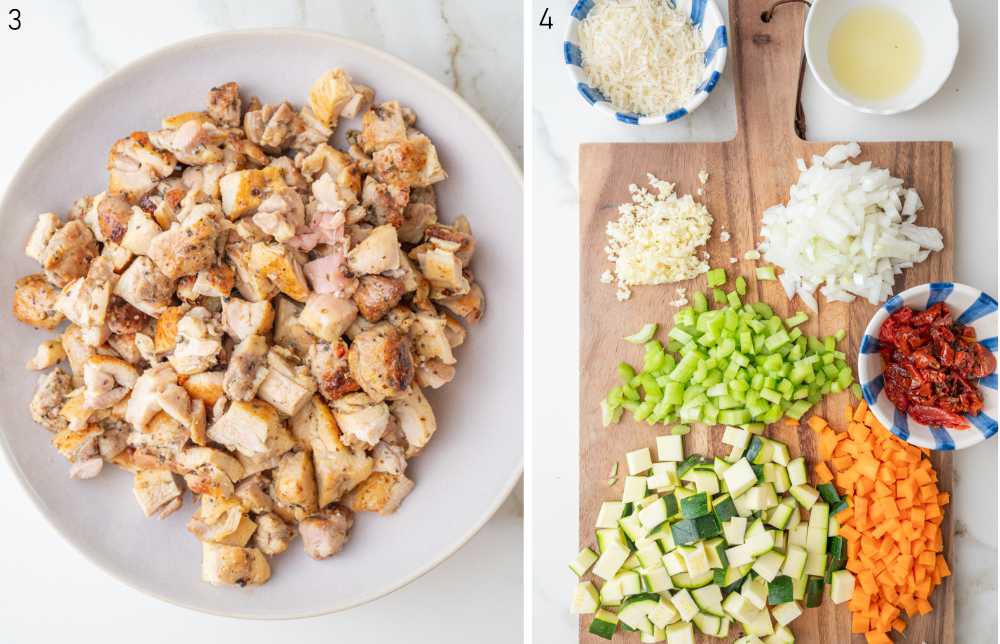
[827,6,923,101]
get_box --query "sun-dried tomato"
[878,302,994,430]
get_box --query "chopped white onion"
[759,143,943,310]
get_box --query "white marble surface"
[531,0,997,641]
[0,1,522,642]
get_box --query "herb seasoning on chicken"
[13,69,485,587]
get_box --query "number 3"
[9,8,20,30]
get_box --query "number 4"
[539,7,553,30]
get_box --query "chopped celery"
[756,266,777,281]
[692,291,708,313]
[735,276,747,296]
[618,362,636,384]
[712,288,727,305]
[707,268,728,287]
[785,312,808,328]
[624,323,659,344]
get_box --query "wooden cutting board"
[578,1,955,642]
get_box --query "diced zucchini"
[724,592,759,625]
[665,621,696,644]
[663,550,687,575]
[752,551,786,582]
[804,576,825,608]
[589,609,620,640]
[791,575,806,601]
[642,565,674,593]
[649,599,680,629]
[670,589,700,622]
[569,547,599,577]
[600,577,624,606]
[680,492,711,519]
[722,426,751,450]
[830,570,855,604]
[770,441,791,466]
[722,517,747,545]
[764,624,795,643]
[628,448,655,475]
[704,537,729,569]
[722,459,757,498]
[770,601,801,626]
[616,570,642,596]
[741,575,768,609]
[657,435,685,462]
[712,493,738,522]
[596,501,626,529]
[636,541,664,568]
[745,530,775,556]
[623,476,649,503]
[619,595,658,635]
[571,581,600,614]
[682,470,721,495]
[638,497,671,530]
[766,503,793,530]
[780,545,807,579]
[679,543,712,577]
[766,575,793,605]
[641,627,666,643]
[745,607,775,637]
[620,513,648,543]
[671,569,714,590]
[593,544,631,580]
[691,584,725,617]
[788,484,819,509]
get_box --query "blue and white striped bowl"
[858,283,998,451]
[563,0,728,125]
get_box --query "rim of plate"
[857,282,998,451]
[563,0,728,125]
[0,27,523,620]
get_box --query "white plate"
[0,29,522,619]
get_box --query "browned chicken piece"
[243,102,302,152]
[257,346,317,417]
[299,505,353,560]
[96,193,132,244]
[114,256,176,318]
[413,244,470,296]
[223,334,269,402]
[361,175,409,228]
[358,101,409,153]
[125,363,180,430]
[127,411,189,470]
[154,304,189,354]
[55,256,116,333]
[39,220,99,288]
[249,242,310,303]
[293,107,333,155]
[309,69,365,128]
[106,333,143,366]
[26,339,66,371]
[438,282,486,324]
[253,512,293,556]
[398,185,438,244]
[60,325,96,385]
[311,170,360,213]
[227,239,279,302]
[372,440,408,475]
[299,293,357,342]
[273,296,315,358]
[191,264,235,298]
[221,296,274,341]
[167,307,223,376]
[415,359,456,389]
[149,114,226,166]
[24,212,63,263]
[353,275,405,322]
[107,132,177,202]
[298,143,357,182]
[207,82,242,128]
[83,355,139,410]
[252,186,305,243]
[272,449,318,519]
[201,542,270,586]
[425,222,476,265]
[390,385,437,457]
[235,473,275,514]
[13,274,64,330]
[120,206,163,257]
[188,495,257,546]
[331,392,390,448]
[106,297,153,336]
[207,399,284,458]
[181,370,226,408]
[30,368,72,431]
[218,166,286,220]
[147,203,223,279]
[308,339,360,402]
[409,312,457,366]
[268,156,309,192]
[348,471,415,515]
[291,396,373,506]
[345,223,400,275]
[348,323,415,402]
[373,133,447,188]
[132,468,184,518]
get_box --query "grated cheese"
[604,174,714,301]
[578,0,705,116]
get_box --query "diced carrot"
[852,613,869,633]
[832,455,854,471]
[936,555,951,577]
[853,400,868,421]
[814,462,834,483]
[865,631,892,644]
[808,415,828,432]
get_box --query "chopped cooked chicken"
[168,307,223,375]
[331,392,390,448]
[132,468,184,518]
[299,506,353,560]
[30,369,73,432]
[390,385,437,457]
[26,339,66,371]
[256,346,317,417]
[14,71,484,588]
[345,224,400,275]
[201,542,271,586]
[13,274,64,330]
[299,293,357,341]
[83,355,139,409]
[348,471,415,515]
[147,203,223,279]
[348,323,415,402]
[107,132,177,201]
[207,81,242,128]
[221,297,274,340]
[308,339,359,402]
[114,256,176,317]
[253,512,293,556]
[223,333,269,402]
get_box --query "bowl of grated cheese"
[564,0,728,125]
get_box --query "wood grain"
[577,1,955,642]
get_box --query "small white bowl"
[804,0,959,115]
[563,0,728,125]
[858,282,998,451]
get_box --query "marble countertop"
[531,0,997,641]
[0,2,522,642]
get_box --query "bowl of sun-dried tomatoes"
[858,282,998,450]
